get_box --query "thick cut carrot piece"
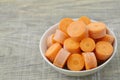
[95,41,113,61]
[67,21,87,41]
[59,18,74,35]
[53,48,71,68]
[97,34,114,44]
[64,38,80,53]
[72,30,89,41]
[67,53,84,71]
[82,52,97,70]
[80,38,95,52]
[45,43,62,62]
[47,34,56,47]
[87,22,107,39]
[78,16,91,25]
[53,29,68,44]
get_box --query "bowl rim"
[39,19,117,73]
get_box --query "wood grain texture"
[0,0,120,80]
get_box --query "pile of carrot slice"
[45,16,114,71]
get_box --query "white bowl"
[39,20,117,76]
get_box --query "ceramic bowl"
[39,20,117,76]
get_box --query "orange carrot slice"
[67,21,87,41]
[64,38,80,53]
[80,38,95,52]
[53,29,68,44]
[82,52,97,70]
[78,16,91,25]
[87,22,107,39]
[97,34,114,44]
[53,48,71,68]
[59,18,74,35]
[45,43,62,62]
[47,34,56,47]
[67,53,84,71]
[95,41,113,61]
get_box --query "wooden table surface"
[0,0,120,80]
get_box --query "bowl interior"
[39,20,117,76]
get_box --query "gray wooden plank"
[0,0,120,80]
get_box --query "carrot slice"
[53,29,68,44]
[67,53,84,71]
[97,34,114,44]
[53,48,71,68]
[95,41,113,61]
[47,34,56,47]
[45,43,62,62]
[82,52,97,70]
[78,16,91,25]
[67,21,87,41]
[87,22,106,39]
[64,38,80,53]
[80,38,95,52]
[59,18,74,35]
